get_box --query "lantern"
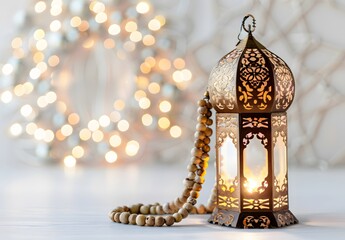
[207,15,298,228]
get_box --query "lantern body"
[208,33,298,228]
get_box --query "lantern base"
[208,207,298,228]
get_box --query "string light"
[134,90,146,101]
[44,130,55,142]
[34,1,46,13]
[37,96,49,108]
[143,34,155,46]
[159,100,172,113]
[34,128,45,140]
[10,123,23,136]
[125,21,137,32]
[64,155,76,168]
[113,100,125,110]
[23,82,34,94]
[130,31,142,42]
[11,37,22,48]
[148,18,161,31]
[125,140,140,156]
[109,134,122,147]
[68,113,80,125]
[95,12,107,23]
[83,38,95,49]
[1,0,194,166]
[1,91,13,103]
[2,64,14,75]
[104,38,115,49]
[70,16,82,27]
[33,29,45,40]
[170,125,182,138]
[72,146,84,158]
[78,21,89,32]
[26,122,37,135]
[105,151,118,163]
[108,24,121,35]
[139,97,151,109]
[61,124,73,136]
[173,58,185,69]
[158,117,170,129]
[142,113,153,126]
[79,128,92,141]
[136,2,150,14]
[20,104,33,117]
[88,120,99,131]
[155,15,166,26]
[90,1,105,13]
[99,115,111,127]
[118,120,129,132]
[92,130,104,142]
[50,20,61,32]
[48,55,60,67]
[14,85,25,96]
[148,82,160,94]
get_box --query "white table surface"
[1,163,345,240]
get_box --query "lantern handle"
[237,14,256,43]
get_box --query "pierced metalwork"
[262,49,294,110]
[277,211,297,226]
[238,49,272,111]
[243,132,269,147]
[243,216,270,229]
[216,114,238,146]
[208,49,242,112]
[210,208,235,227]
[208,25,295,114]
[217,177,240,210]
[274,195,288,209]
[274,175,288,194]
[243,198,270,210]
[243,117,269,128]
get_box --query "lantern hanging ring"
[237,14,256,42]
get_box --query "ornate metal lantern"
[208,15,298,228]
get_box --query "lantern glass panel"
[219,136,238,184]
[274,134,287,187]
[243,135,268,193]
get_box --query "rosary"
[108,91,216,226]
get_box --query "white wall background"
[1,0,345,168]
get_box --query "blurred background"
[1,0,345,169]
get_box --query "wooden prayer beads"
[109,91,216,227]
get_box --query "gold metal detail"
[243,198,270,210]
[208,49,242,112]
[238,49,272,110]
[243,216,270,229]
[262,49,294,110]
[274,195,288,209]
[277,212,296,226]
[211,208,235,227]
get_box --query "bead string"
[109,91,216,226]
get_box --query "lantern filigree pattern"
[238,49,271,110]
[208,50,242,111]
[208,20,298,228]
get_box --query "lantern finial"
[237,14,256,43]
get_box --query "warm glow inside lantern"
[207,15,298,228]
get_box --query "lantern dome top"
[208,31,295,113]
